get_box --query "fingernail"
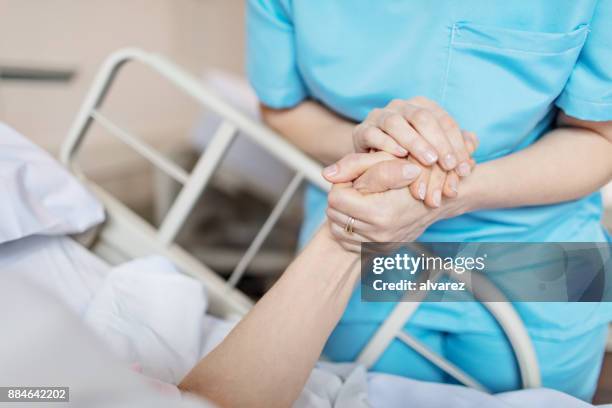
[402,164,421,179]
[443,153,457,169]
[449,178,458,193]
[323,164,338,177]
[418,182,427,200]
[469,131,478,146]
[422,150,438,165]
[396,146,408,156]
[457,162,471,177]
[432,190,442,207]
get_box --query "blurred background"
[0,0,302,296]
[1,0,611,402]
[0,0,244,208]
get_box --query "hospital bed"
[60,48,541,392]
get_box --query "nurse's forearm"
[457,115,612,212]
[261,100,355,165]
[179,224,359,408]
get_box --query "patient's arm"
[179,225,358,408]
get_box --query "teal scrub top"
[246,0,612,338]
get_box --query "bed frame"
[60,48,541,391]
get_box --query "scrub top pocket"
[441,22,589,160]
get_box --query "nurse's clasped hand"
[351,97,478,175]
[324,101,478,208]
[321,97,479,251]
[345,96,478,207]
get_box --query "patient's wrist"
[285,223,359,297]
[315,222,353,254]
[309,223,359,265]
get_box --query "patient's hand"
[324,151,421,191]
[324,179,468,251]
[321,149,476,250]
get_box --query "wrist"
[286,223,360,294]
[440,165,488,220]
[457,165,489,214]
[303,223,358,264]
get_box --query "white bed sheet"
[0,122,105,244]
[83,255,236,384]
[0,235,597,407]
[0,235,235,385]
[0,235,109,316]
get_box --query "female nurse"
[246,0,612,400]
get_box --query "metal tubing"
[396,331,488,392]
[91,110,189,184]
[157,121,237,245]
[227,173,304,288]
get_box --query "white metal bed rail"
[60,48,540,390]
[60,48,326,288]
[356,266,542,391]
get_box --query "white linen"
[0,235,597,407]
[296,364,594,408]
[368,372,594,408]
[0,276,212,408]
[496,388,593,408]
[78,255,593,408]
[295,363,370,408]
[83,256,236,384]
[0,232,234,386]
[0,122,104,244]
[0,235,108,315]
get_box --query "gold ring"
[344,216,355,234]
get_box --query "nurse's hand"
[353,97,477,176]
[324,138,476,207]
[403,129,477,206]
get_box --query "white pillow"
[0,122,104,244]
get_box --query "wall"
[0,1,610,221]
[0,0,245,207]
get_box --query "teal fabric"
[326,322,607,401]
[247,0,612,397]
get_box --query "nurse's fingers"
[407,97,470,175]
[463,130,479,155]
[400,103,456,171]
[374,109,438,165]
[438,113,471,177]
[352,159,422,193]
[353,121,408,157]
[425,165,446,208]
[322,151,396,183]
[408,159,430,201]
[327,184,379,224]
[443,170,459,198]
[424,101,472,176]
